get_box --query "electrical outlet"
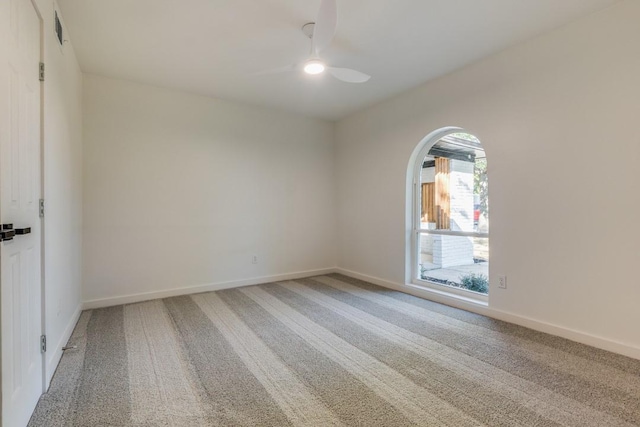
[252,255,258,264]
[498,275,507,289]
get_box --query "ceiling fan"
[257,0,371,83]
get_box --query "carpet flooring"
[29,274,640,426]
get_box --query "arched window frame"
[407,127,489,302]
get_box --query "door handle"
[0,224,31,241]
[1,229,15,242]
[1,224,14,241]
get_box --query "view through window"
[415,132,489,295]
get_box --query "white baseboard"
[79,265,640,360]
[335,268,640,361]
[45,303,83,389]
[82,268,338,310]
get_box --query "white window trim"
[408,127,489,303]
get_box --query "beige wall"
[82,75,336,304]
[335,1,640,354]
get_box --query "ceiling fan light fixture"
[303,59,326,75]
[254,1,370,84]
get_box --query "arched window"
[409,128,489,300]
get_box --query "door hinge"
[39,199,45,218]
[39,62,45,82]
[41,335,47,353]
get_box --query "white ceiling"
[57,0,618,121]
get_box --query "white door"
[0,0,44,426]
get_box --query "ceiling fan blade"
[312,0,337,54]
[252,63,297,76]
[327,67,371,83]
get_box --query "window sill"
[409,279,489,307]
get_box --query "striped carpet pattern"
[29,274,640,426]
